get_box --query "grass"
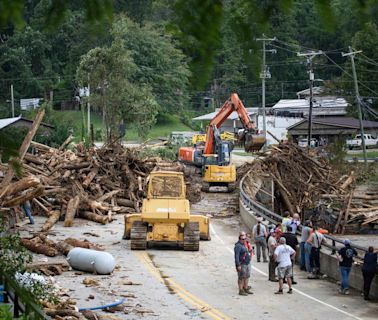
[346,151,378,158]
[51,110,192,142]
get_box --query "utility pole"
[87,83,91,136]
[10,84,15,117]
[342,47,367,166]
[297,51,322,148]
[256,35,276,149]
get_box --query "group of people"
[234,213,377,300]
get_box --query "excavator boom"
[204,93,266,154]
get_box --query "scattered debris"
[240,142,378,233]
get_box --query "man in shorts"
[234,231,253,296]
[273,237,296,294]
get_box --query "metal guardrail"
[239,176,369,256]
[1,274,50,320]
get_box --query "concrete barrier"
[239,199,378,299]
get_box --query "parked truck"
[346,134,378,150]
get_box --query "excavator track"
[183,222,200,251]
[201,182,210,193]
[130,221,147,250]
[227,182,236,193]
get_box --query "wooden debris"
[41,210,61,232]
[64,195,80,227]
[21,238,58,257]
[239,142,378,233]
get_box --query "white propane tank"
[67,248,115,274]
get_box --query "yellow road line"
[135,251,231,320]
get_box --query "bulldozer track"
[130,221,148,250]
[183,222,200,251]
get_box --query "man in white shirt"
[273,237,296,294]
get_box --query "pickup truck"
[346,134,378,150]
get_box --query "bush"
[139,145,179,161]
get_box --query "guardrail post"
[332,240,336,254]
[14,295,20,318]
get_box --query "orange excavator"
[179,93,266,192]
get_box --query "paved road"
[142,218,377,320]
[20,213,377,320]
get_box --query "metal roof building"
[0,116,54,131]
[287,117,378,140]
[272,97,348,117]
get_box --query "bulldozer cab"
[148,172,186,199]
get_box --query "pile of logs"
[0,110,201,234]
[0,140,202,232]
[240,142,378,234]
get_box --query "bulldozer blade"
[244,133,266,152]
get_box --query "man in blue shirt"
[234,231,253,296]
[336,239,358,295]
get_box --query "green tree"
[112,16,191,114]
[76,38,158,140]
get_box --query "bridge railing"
[239,176,368,257]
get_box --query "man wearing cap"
[234,231,254,296]
[273,237,296,294]
[336,239,358,295]
[252,217,268,262]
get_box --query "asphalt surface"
[19,210,378,320]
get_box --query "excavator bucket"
[244,133,266,152]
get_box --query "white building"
[20,98,42,111]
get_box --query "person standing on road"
[234,231,253,296]
[274,237,296,294]
[307,226,326,279]
[252,218,268,263]
[362,246,378,300]
[300,220,313,273]
[336,239,358,295]
[283,226,299,284]
[268,229,278,282]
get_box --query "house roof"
[296,86,324,97]
[192,107,258,121]
[0,115,22,129]
[287,117,378,130]
[0,115,54,130]
[272,98,348,110]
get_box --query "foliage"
[326,136,347,167]
[139,145,179,161]
[0,305,13,320]
[112,16,191,114]
[0,0,113,29]
[0,218,32,275]
[15,272,59,305]
[76,36,158,141]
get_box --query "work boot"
[244,288,254,294]
[239,289,248,296]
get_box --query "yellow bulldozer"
[123,171,210,251]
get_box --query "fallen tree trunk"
[3,186,44,207]
[0,176,40,198]
[1,109,45,187]
[82,168,98,188]
[56,241,73,256]
[64,238,103,251]
[20,238,58,257]
[64,195,80,227]
[78,211,108,224]
[41,210,61,232]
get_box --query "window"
[150,176,183,198]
